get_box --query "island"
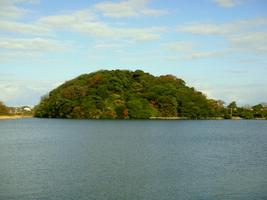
[32,70,267,120]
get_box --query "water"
[0,119,266,200]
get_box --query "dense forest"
[34,70,267,119]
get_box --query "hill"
[34,70,228,119]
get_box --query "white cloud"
[94,43,125,50]
[213,0,245,8]
[176,18,267,55]
[38,11,166,42]
[163,41,227,60]
[74,23,165,41]
[14,0,39,3]
[0,9,95,36]
[0,75,60,106]
[0,0,26,19]
[0,0,39,19]
[73,23,165,41]
[0,51,41,63]
[141,8,168,16]
[177,18,267,36]
[202,83,267,105]
[183,51,225,60]
[162,50,226,61]
[177,23,231,35]
[94,0,168,18]
[0,20,51,35]
[39,9,96,27]
[229,32,267,53]
[164,41,197,52]
[0,38,70,52]
[0,0,167,43]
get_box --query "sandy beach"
[0,115,33,120]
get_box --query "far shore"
[0,115,33,120]
[150,116,235,120]
[0,115,266,120]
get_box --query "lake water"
[0,119,266,200]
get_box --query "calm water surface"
[0,119,266,200]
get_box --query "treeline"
[0,101,33,116]
[34,70,267,119]
[225,101,267,119]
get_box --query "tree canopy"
[34,70,267,119]
[0,101,8,115]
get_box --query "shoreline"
[0,115,33,120]
[149,117,266,120]
[34,116,266,120]
[1,115,266,120]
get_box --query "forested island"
[33,70,267,119]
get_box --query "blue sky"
[0,0,266,106]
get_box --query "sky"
[0,0,266,106]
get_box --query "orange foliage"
[89,74,103,86]
[123,108,129,118]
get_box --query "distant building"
[22,106,32,111]
[8,106,32,114]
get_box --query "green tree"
[227,101,237,117]
[115,104,128,119]
[0,101,8,115]
[127,97,152,119]
[158,96,177,117]
[252,104,264,118]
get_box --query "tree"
[252,104,264,118]
[252,104,263,111]
[115,105,128,119]
[158,96,177,117]
[227,101,237,109]
[0,101,8,115]
[227,101,237,117]
[127,97,152,119]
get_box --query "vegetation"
[0,101,33,117]
[0,101,9,115]
[34,70,267,119]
